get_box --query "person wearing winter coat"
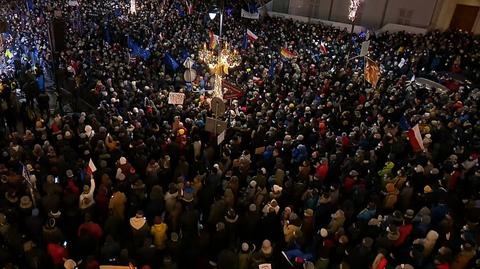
[328,209,345,234]
[383,183,399,210]
[165,183,179,214]
[42,218,64,244]
[109,188,127,219]
[238,242,254,269]
[217,248,239,269]
[79,176,96,212]
[371,251,388,269]
[451,242,476,269]
[130,211,150,249]
[283,214,302,245]
[151,216,168,250]
[412,230,439,258]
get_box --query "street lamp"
[208,5,223,38]
[345,0,362,67]
[209,6,219,20]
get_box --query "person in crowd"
[0,0,479,268]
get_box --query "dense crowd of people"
[0,0,480,268]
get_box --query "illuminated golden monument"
[199,42,240,99]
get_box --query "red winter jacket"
[394,223,413,247]
[47,243,68,265]
[78,222,103,240]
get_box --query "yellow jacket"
[151,223,168,249]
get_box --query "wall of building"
[434,0,480,34]
[272,0,480,34]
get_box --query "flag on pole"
[164,52,180,71]
[21,163,30,183]
[246,29,258,42]
[407,124,425,152]
[242,32,248,49]
[268,60,276,80]
[280,47,296,59]
[185,0,193,14]
[209,31,219,49]
[364,58,380,88]
[399,116,411,132]
[86,158,97,175]
[103,23,112,44]
[319,42,328,54]
[128,37,151,60]
[175,2,185,17]
[26,0,34,11]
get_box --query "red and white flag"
[185,0,193,14]
[407,124,425,152]
[319,42,328,54]
[87,158,97,175]
[246,29,258,42]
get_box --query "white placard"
[168,92,185,105]
[360,40,370,57]
[217,130,226,145]
[68,0,79,6]
[241,9,259,19]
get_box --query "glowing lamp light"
[209,12,217,20]
[348,0,361,22]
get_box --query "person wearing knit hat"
[19,196,33,210]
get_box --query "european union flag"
[180,48,190,62]
[247,3,257,13]
[114,8,122,17]
[26,0,34,11]
[103,23,112,44]
[128,36,151,60]
[242,32,248,49]
[175,2,185,17]
[268,60,276,80]
[164,52,179,71]
[36,75,45,93]
[399,115,411,132]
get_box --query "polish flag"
[319,42,328,54]
[407,124,425,152]
[246,29,258,42]
[86,158,97,175]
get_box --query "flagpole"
[363,56,366,88]
[20,162,37,209]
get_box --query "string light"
[348,0,361,22]
[199,42,241,98]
